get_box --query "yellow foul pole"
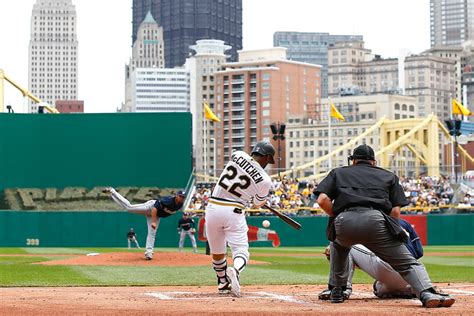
[0,69,59,113]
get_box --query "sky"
[0,0,429,113]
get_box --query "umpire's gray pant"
[331,209,432,298]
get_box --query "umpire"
[315,144,455,308]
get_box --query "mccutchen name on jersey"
[231,153,264,184]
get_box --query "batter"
[205,141,274,297]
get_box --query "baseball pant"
[329,244,413,297]
[110,189,159,257]
[204,201,249,264]
[179,230,197,251]
[351,245,413,297]
[128,236,141,249]
[332,209,432,298]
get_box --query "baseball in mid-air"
[262,220,270,228]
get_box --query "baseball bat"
[262,204,302,230]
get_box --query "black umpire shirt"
[315,161,408,216]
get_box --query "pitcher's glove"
[324,245,330,261]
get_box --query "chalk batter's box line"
[145,286,474,302]
[145,291,317,305]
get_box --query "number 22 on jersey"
[217,165,251,198]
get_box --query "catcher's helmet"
[251,141,276,164]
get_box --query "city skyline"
[0,0,429,113]
[28,0,78,113]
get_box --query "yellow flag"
[204,103,221,122]
[330,103,345,121]
[452,99,471,116]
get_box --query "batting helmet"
[251,141,276,164]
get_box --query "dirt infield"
[5,252,473,314]
[1,283,473,315]
[32,250,473,267]
[35,251,268,266]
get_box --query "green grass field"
[0,246,472,287]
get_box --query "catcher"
[177,212,198,253]
[319,218,425,300]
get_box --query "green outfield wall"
[427,214,474,245]
[0,212,471,247]
[0,113,192,192]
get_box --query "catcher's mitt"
[324,245,330,261]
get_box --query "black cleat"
[102,187,113,194]
[330,286,344,303]
[319,288,351,300]
[318,289,331,300]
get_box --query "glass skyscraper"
[132,0,242,68]
[273,32,363,98]
[430,0,474,47]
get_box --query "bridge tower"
[379,114,440,177]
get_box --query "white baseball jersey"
[205,150,272,259]
[211,150,272,207]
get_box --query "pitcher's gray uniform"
[205,141,275,297]
[105,188,185,260]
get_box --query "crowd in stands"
[187,174,469,215]
[399,176,454,209]
[187,179,317,215]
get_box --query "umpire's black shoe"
[330,286,344,303]
[319,288,351,300]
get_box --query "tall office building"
[130,11,165,69]
[132,0,242,68]
[28,0,78,113]
[185,39,231,176]
[273,32,363,98]
[430,0,474,47]
[328,40,457,120]
[130,68,190,112]
[123,11,165,112]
